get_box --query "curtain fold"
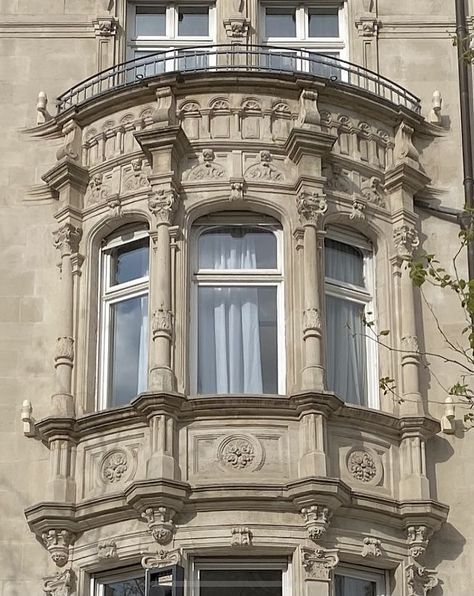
[137,295,149,395]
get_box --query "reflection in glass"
[200,569,282,596]
[110,295,148,406]
[198,286,278,394]
[335,575,376,596]
[111,238,149,285]
[104,577,146,596]
[135,6,166,37]
[265,7,296,37]
[308,8,339,38]
[178,6,209,36]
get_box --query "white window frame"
[190,219,285,396]
[126,1,216,62]
[324,227,379,409]
[333,565,387,596]
[90,566,145,596]
[97,228,150,410]
[191,559,290,596]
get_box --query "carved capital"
[152,305,173,339]
[405,560,438,596]
[301,546,339,581]
[361,537,382,558]
[231,526,253,546]
[53,224,82,258]
[303,308,322,338]
[301,505,332,541]
[141,507,176,545]
[141,548,181,570]
[43,569,75,596]
[148,189,179,225]
[401,335,420,357]
[297,192,328,226]
[356,17,379,37]
[407,525,433,560]
[393,225,419,257]
[93,16,118,37]
[224,17,250,38]
[41,529,75,567]
[54,337,74,366]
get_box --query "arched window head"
[324,226,377,408]
[192,213,284,395]
[98,225,150,409]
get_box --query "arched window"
[98,226,150,409]
[192,215,284,395]
[324,227,376,407]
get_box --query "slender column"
[47,435,76,501]
[147,412,179,478]
[297,191,328,390]
[52,223,82,417]
[148,189,178,392]
[299,412,327,476]
[393,225,424,416]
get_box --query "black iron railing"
[56,45,421,114]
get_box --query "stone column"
[93,17,118,71]
[297,192,328,390]
[148,189,179,392]
[52,223,82,417]
[301,546,339,596]
[355,18,379,72]
[299,412,327,476]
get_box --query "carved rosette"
[100,450,129,484]
[301,546,339,581]
[407,525,433,560]
[54,337,74,366]
[148,189,179,225]
[41,530,75,567]
[217,434,264,472]
[152,305,173,339]
[346,449,381,484]
[297,192,328,226]
[97,540,118,560]
[405,560,438,596]
[43,569,75,596]
[361,537,382,558]
[141,548,181,570]
[53,224,82,259]
[301,505,332,541]
[231,526,253,546]
[141,507,176,545]
[393,225,420,257]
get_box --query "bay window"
[192,216,284,395]
[334,566,386,596]
[98,227,150,409]
[324,229,377,407]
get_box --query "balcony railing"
[56,44,421,114]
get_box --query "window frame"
[97,227,150,411]
[333,565,387,596]
[190,219,285,396]
[324,227,379,409]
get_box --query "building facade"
[0,0,472,594]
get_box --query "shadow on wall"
[425,522,466,596]
[425,435,455,501]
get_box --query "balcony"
[56,44,421,114]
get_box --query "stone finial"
[41,529,75,567]
[301,505,332,541]
[441,396,456,434]
[43,569,75,596]
[141,507,176,545]
[428,90,442,125]
[301,546,339,581]
[231,526,252,546]
[297,191,328,226]
[361,537,382,558]
[37,91,52,125]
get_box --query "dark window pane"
[136,6,166,36]
[110,238,149,285]
[103,576,146,596]
[265,7,296,37]
[325,238,365,287]
[309,8,339,37]
[335,575,377,596]
[110,295,148,406]
[200,569,282,596]
[178,6,209,36]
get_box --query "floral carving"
[301,505,332,541]
[297,192,328,226]
[393,225,420,256]
[187,149,226,180]
[85,173,110,206]
[148,189,179,224]
[350,197,366,220]
[406,560,438,596]
[303,308,321,338]
[54,337,74,364]
[53,224,82,257]
[101,450,129,484]
[231,526,252,546]
[41,530,74,567]
[245,151,284,182]
[141,548,181,569]
[217,434,263,472]
[301,546,339,581]
[347,450,377,483]
[362,537,382,558]
[122,158,151,193]
[141,507,175,545]
[43,569,75,596]
[152,305,173,338]
[407,525,433,560]
[97,540,118,560]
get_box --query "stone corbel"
[356,17,379,38]
[393,121,421,170]
[407,525,433,560]
[301,505,332,542]
[43,568,76,596]
[297,90,321,132]
[56,120,82,162]
[141,507,176,545]
[229,178,245,201]
[142,548,182,569]
[224,16,250,40]
[152,87,177,127]
[41,529,76,568]
[93,16,118,37]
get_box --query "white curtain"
[335,576,376,596]
[198,231,263,394]
[137,295,149,395]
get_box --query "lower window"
[335,566,386,596]
[91,567,145,595]
[194,561,287,596]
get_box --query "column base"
[149,367,176,392]
[301,366,325,391]
[51,393,75,417]
[146,453,180,480]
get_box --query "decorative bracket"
[141,507,176,545]
[301,546,339,581]
[41,529,76,567]
[301,505,332,541]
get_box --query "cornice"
[285,127,337,163]
[42,159,89,193]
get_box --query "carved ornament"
[356,18,379,37]
[405,560,438,596]
[297,192,328,226]
[217,434,263,472]
[361,537,382,558]
[141,507,176,545]
[361,176,385,207]
[85,173,111,206]
[122,158,151,193]
[97,540,118,560]
[303,308,321,335]
[229,180,245,201]
[245,151,284,182]
[54,337,74,365]
[41,530,75,567]
[148,189,179,225]
[323,162,351,194]
[401,335,420,355]
[43,569,75,596]
[187,149,226,180]
[393,225,420,257]
[346,449,379,484]
[224,17,250,38]
[301,546,339,581]
[350,197,366,220]
[142,548,181,570]
[100,449,129,484]
[231,526,253,546]
[301,505,332,541]
[53,224,82,258]
[93,17,118,37]
[152,305,173,339]
[407,525,433,560]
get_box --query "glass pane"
[309,8,339,38]
[176,49,209,71]
[110,238,149,285]
[104,577,146,596]
[262,51,298,72]
[198,227,277,270]
[198,286,278,394]
[200,569,282,596]
[335,575,377,596]
[110,295,148,406]
[178,6,209,36]
[325,238,365,287]
[265,7,296,37]
[309,52,342,80]
[325,295,367,406]
[133,50,168,80]
[136,6,166,37]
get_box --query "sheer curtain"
[137,295,149,395]
[198,231,263,394]
[325,239,368,406]
[335,575,376,596]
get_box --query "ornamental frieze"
[244,150,284,182]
